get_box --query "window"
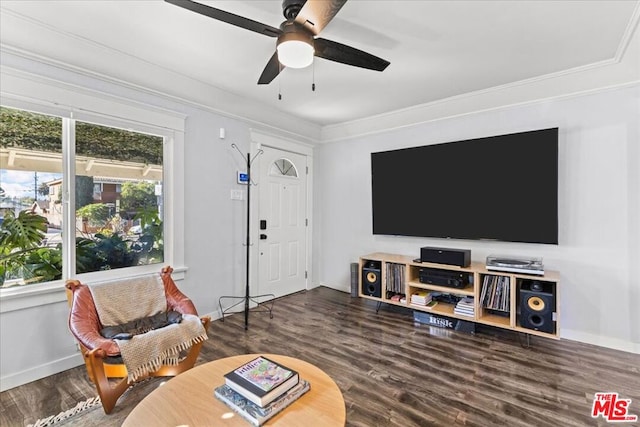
[93,183,102,199]
[269,158,298,177]
[0,106,164,288]
[0,108,63,287]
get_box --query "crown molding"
[321,7,640,143]
[1,2,638,145]
[0,63,188,132]
[0,4,322,144]
[614,0,640,61]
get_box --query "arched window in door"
[269,158,298,178]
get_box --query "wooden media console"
[359,252,560,339]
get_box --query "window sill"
[0,266,188,314]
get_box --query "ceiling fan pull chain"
[312,61,316,92]
[277,61,283,100]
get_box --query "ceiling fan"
[165,0,390,85]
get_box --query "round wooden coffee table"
[122,353,346,426]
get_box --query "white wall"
[314,84,640,354]
[0,52,306,390]
[1,49,638,391]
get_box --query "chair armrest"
[161,266,198,316]
[66,281,120,356]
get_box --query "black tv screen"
[371,128,558,244]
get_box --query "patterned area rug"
[26,378,165,427]
[27,397,102,427]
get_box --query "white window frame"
[0,69,186,312]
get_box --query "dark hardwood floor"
[2,286,639,426]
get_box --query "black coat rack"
[219,144,274,330]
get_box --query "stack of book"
[214,356,310,426]
[411,290,432,306]
[454,296,475,317]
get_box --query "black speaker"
[420,247,471,267]
[350,263,359,297]
[519,280,555,333]
[362,261,382,298]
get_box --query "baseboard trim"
[1,310,221,392]
[318,282,350,294]
[560,329,639,355]
[0,353,84,392]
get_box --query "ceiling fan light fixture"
[165,0,390,85]
[277,40,314,68]
[276,23,314,69]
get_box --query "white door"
[257,146,308,298]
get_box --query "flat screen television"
[371,128,558,244]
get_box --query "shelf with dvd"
[359,252,560,339]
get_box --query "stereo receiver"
[419,268,469,289]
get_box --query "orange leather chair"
[66,266,210,414]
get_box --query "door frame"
[249,129,314,298]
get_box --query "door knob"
[260,234,267,240]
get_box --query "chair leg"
[84,316,210,414]
[86,349,130,414]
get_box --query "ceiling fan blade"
[294,0,347,35]
[258,52,284,85]
[165,0,282,37]
[314,38,390,71]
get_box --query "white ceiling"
[0,0,638,131]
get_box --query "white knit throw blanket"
[89,275,166,326]
[115,314,207,382]
[88,275,208,383]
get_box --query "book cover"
[425,300,438,309]
[457,296,474,306]
[214,379,311,426]
[224,356,299,407]
[454,297,475,317]
[454,308,474,316]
